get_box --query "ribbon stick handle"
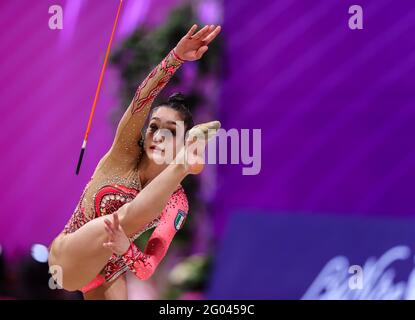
[76,0,123,175]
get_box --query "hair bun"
[168,92,186,104]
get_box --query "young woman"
[48,24,221,299]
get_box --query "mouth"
[150,145,165,153]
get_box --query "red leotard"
[57,48,188,293]
[76,186,188,293]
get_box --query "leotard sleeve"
[108,49,185,164]
[120,187,189,280]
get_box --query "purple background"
[207,212,415,299]
[1,0,415,264]
[214,0,415,236]
[0,0,182,256]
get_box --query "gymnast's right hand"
[174,24,221,61]
[102,212,131,256]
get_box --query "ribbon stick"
[76,0,123,175]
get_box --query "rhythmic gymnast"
[48,24,221,299]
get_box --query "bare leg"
[49,164,187,291]
[48,121,220,292]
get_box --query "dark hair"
[138,93,194,148]
[155,92,194,131]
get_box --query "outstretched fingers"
[185,24,198,38]
[192,25,210,40]
[113,212,120,230]
[104,218,115,240]
[202,26,222,45]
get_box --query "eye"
[169,128,176,136]
[149,123,158,132]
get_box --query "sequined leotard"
[60,49,189,293]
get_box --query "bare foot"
[177,120,221,175]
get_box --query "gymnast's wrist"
[172,47,186,63]
[119,240,133,258]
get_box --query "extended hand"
[174,24,221,61]
[103,212,131,255]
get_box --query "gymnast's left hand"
[103,212,130,255]
[174,24,221,61]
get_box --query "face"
[143,106,186,166]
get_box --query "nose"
[153,129,165,143]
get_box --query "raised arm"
[103,187,189,280]
[108,24,222,164]
[108,49,183,163]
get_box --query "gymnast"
[48,24,221,299]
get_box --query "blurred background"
[1,0,415,299]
